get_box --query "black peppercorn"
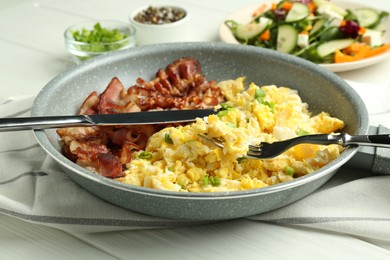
[134,6,186,24]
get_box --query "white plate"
[219,0,390,72]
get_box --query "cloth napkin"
[0,80,390,240]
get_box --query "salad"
[225,0,390,64]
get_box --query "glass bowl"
[64,20,136,64]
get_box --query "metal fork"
[198,133,390,159]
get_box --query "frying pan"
[31,42,372,220]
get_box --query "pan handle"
[345,125,390,175]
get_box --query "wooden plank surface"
[0,215,115,259]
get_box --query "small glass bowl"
[64,20,136,64]
[129,5,190,46]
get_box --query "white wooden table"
[1,0,390,259]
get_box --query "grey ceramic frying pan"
[31,42,386,220]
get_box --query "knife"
[0,109,216,132]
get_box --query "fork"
[198,133,390,159]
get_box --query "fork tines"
[248,144,262,152]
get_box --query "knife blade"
[0,109,217,132]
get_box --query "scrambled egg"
[116,78,344,192]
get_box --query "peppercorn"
[134,6,186,25]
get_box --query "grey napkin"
[1,81,390,240]
[0,96,206,232]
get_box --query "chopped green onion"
[254,89,275,112]
[237,157,248,163]
[202,175,221,186]
[138,151,153,160]
[285,166,295,176]
[202,175,209,186]
[217,110,229,117]
[209,176,221,186]
[218,103,235,117]
[298,129,310,136]
[264,101,275,112]
[71,22,129,53]
[220,103,233,110]
[164,133,174,144]
[254,88,266,103]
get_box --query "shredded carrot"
[307,2,316,12]
[353,45,370,58]
[334,44,390,63]
[282,2,293,11]
[271,3,277,11]
[334,50,362,63]
[340,20,347,27]
[365,44,390,58]
[343,42,367,54]
[359,27,367,35]
[259,29,271,41]
[334,50,351,63]
[252,3,268,17]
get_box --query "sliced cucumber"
[277,25,298,53]
[312,0,347,17]
[235,18,271,41]
[354,8,381,28]
[285,3,310,22]
[276,0,288,8]
[317,38,354,57]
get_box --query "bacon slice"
[57,57,225,178]
[99,77,141,114]
[79,92,100,115]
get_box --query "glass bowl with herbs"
[64,20,136,64]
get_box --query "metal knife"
[0,109,216,132]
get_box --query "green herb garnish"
[138,151,153,160]
[254,88,266,103]
[285,166,295,176]
[217,110,229,117]
[263,100,275,112]
[202,175,221,186]
[210,176,221,186]
[220,103,233,110]
[254,88,275,112]
[202,175,209,186]
[237,157,248,164]
[298,129,310,136]
[164,133,174,144]
[217,103,235,117]
[72,22,129,53]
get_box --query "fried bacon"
[129,58,223,110]
[57,57,225,178]
[99,77,141,114]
